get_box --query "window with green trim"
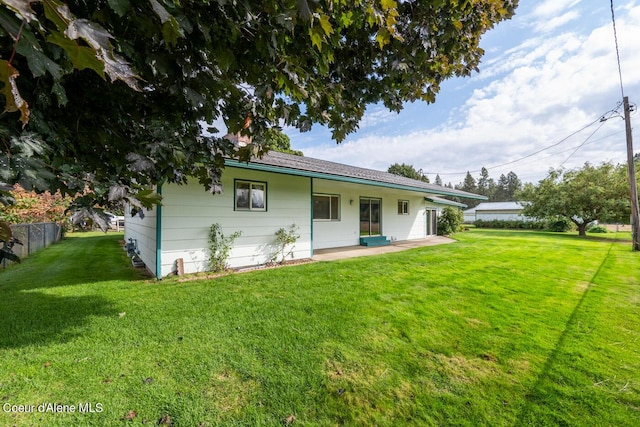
[235,180,267,211]
[398,200,409,215]
[313,194,340,221]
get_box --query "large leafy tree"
[518,162,630,236]
[387,163,429,182]
[264,129,302,156]
[0,0,518,212]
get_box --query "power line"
[515,129,626,168]
[425,104,622,178]
[559,120,607,167]
[610,0,625,99]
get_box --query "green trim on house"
[225,159,485,200]
[310,177,314,256]
[155,183,163,280]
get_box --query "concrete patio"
[311,236,456,262]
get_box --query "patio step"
[360,236,391,247]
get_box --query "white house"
[464,201,531,222]
[125,151,485,278]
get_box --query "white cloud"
[532,0,583,19]
[534,10,580,33]
[357,107,399,130]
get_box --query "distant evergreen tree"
[477,167,491,197]
[462,172,477,193]
[435,175,443,186]
[456,171,481,208]
[505,171,522,200]
[457,168,524,208]
[495,173,509,201]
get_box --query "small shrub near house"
[270,224,300,264]
[207,223,242,272]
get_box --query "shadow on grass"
[0,233,143,348]
[515,240,616,425]
[0,233,148,292]
[0,290,119,349]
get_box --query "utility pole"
[623,96,640,250]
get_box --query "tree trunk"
[577,223,588,236]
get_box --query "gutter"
[310,177,314,257]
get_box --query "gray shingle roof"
[226,151,487,200]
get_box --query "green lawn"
[1,230,639,426]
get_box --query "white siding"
[463,211,476,223]
[124,202,157,276]
[159,169,311,276]
[312,179,431,249]
[124,168,459,278]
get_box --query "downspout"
[155,182,163,280]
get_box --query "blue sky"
[284,0,640,185]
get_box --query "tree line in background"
[388,163,522,208]
[453,168,522,208]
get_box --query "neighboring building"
[463,206,477,223]
[125,151,486,278]
[464,201,531,222]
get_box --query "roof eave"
[425,197,468,208]
[224,158,488,200]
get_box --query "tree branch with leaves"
[1,0,518,216]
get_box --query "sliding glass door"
[426,209,437,236]
[360,198,381,236]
